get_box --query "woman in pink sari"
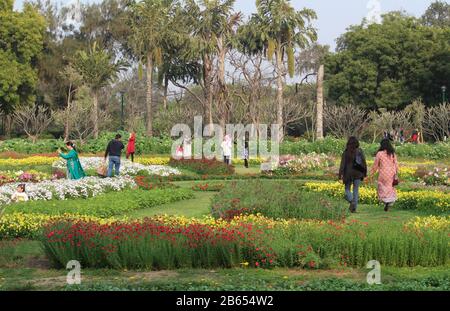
[369,139,399,212]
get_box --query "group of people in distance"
[339,137,399,213]
[9,131,400,215]
[57,132,137,181]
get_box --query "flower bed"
[0,156,58,167]
[52,157,180,176]
[3,188,194,218]
[40,214,449,269]
[192,182,225,192]
[211,180,347,221]
[304,182,450,213]
[0,176,136,206]
[0,213,122,239]
[169,158,235,175]
[0,170,62,185]
[267,153,334,176]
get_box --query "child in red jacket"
[126,132,136,162]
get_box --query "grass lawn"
[125,191,214,219]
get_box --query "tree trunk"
[217,36,228,130]
[64,85,73,141]
[163,75,169,110]
[92,90,99,139]
[203,54,213,134]
[275,44,284,143]
[316,64,325,140]
[146,52,153,137]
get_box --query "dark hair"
[115,134,122,140]
[18,184,26,192]
[66,141,77,152]
[379,138,395,156]
[345,136,360,161]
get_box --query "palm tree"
[73,42,127,139]
[246,0,317,142]
[129,0,176,137]
[183,0,237,132]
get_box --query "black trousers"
[223,156,230,165]
[244,159,249,168]
[127,153,134,162]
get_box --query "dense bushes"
[1,135,448,159]
[4,188,194,218]
[169,158,235,175]
[211,180,347,221]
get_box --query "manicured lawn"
[125,191,214,219]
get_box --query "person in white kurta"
[221,135,232,165]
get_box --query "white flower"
[0,176,136,207]
[53,157,180,177]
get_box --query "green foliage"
[211,180,347,221]
[169,158,235,176]
[5,188,194,218]
[0,3,46,114]
[73,43,127,93]
[326,12,450,108]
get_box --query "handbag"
[96,164,107,177]
[353,151,366,174]
[393,174,400,186]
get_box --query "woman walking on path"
[369,139,399,212]
[339,137,367,213]
[126,132,136,162]
[58,142,86,180]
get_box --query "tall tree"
[326,12,450,109]
[181,0,238,132]
[243,0,317,142]
[72,42,126,138]
[129,0,175,137]
[0,2,45,131]
[422,1,450,28]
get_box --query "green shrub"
[5,188,194,218]
[169,158,235,175]
[40,216,449,270]
[211,180,347,221]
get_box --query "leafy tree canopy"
[325,12,450,109]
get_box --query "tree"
[59,65,83,140]
[422,1,450,28]
[324,104,367,139]
[326,12,450,109]
[180,0,238,132]
[242,0,317,142]
[14,103,53,143]
[315,64,324,140]
[129,0,176,137]
[72,42,126,138]
[0,2,46,131]
[423,103,450,142]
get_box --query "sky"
[14,0,439,50]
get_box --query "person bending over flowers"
[57,141,86,180]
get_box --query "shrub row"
[169,158,235,175]
[2,135,448,159]
[4,188,194,218]
[40,216,449,270]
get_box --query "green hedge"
[1,134,448,159]
[5,188,194,218]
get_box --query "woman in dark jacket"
[339,137,367,213]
